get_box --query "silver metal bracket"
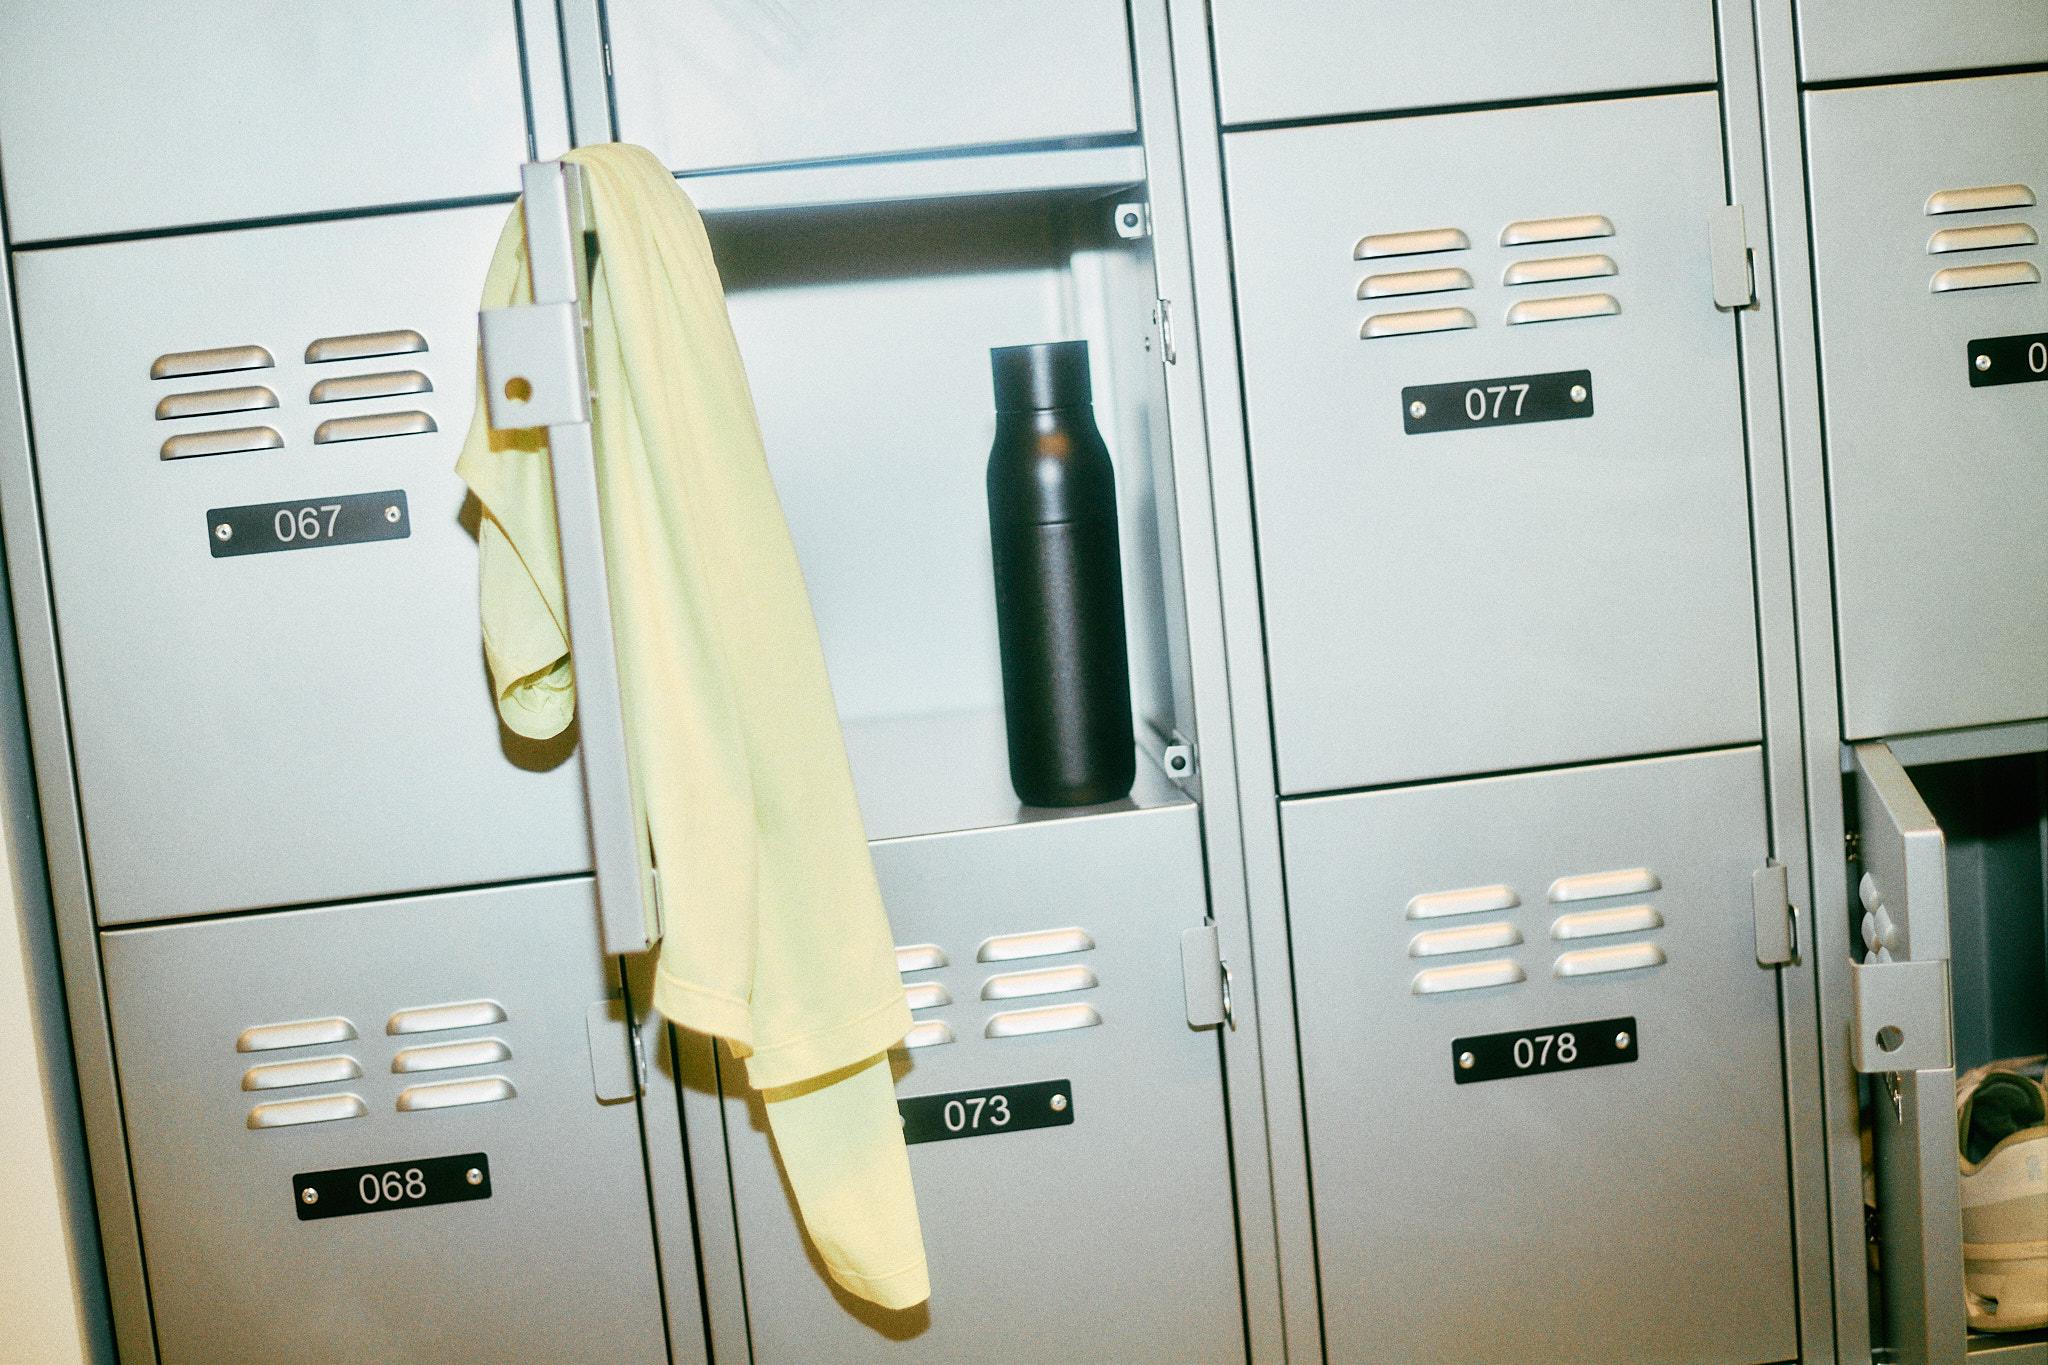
[1751,861,1796,966]
[1849,957,1951,1073]
[1709,204,1757,311]
[1180,924,1229,1029]
[1113,201,1150,239]
[480,300,588,429]
[1153,298,1177,365]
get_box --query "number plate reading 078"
[898,1080,1073,1145]
[1453,1017,1637,1085]
[208,489,410,558]
[1403,369,1593,435]
[293,1152,490,1221]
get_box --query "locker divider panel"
[98,879,667,1365]
[1280,747,1798,1363]
[1225,91,1761,795]
[9,205,592,925]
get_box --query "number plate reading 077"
[1453,1017,1637,1085]
[898,1080,1073,1145]
[293,1152,490,1221]
[1403,369,1593,435]
[209,489,410,558]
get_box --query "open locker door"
[1851,741,1967,1365]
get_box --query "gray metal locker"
[710,801,1242,1362]
[0,2,539,243]
[1794,1,2048,85]
[98,879,668,1364]
[606,0,1137,174]
[1280,747,1798,1363]
[1805,72,2048,740]
[9,206,591,924]
[1207,0,1715,127]
[1225,91,1761,795]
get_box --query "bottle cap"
[990,340,1093,413]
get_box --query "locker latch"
[1751,861,1797,966]
[1849,957,1951,1074]
[1152,298,1178,365]
[1180,923,1232,1029]
[1709,205,1756,311]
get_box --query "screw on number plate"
[1569,384,1588,403]
[465,1167,484,1186]
[1050,1093,1068,1113]
[384,506,402,524]
[1976,353,1992,372]
[1457,1051,1475,1070]
[1615,1031,1632,1050]
[214,523,233,542]
[1408,400,1427,419]
[300,1187,318,1206]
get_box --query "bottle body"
[986,342,1135,807]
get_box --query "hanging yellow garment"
[457,142,928,1310]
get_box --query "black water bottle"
[987,341,1136,807]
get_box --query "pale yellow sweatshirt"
[456,142,928,1310]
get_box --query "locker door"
[1226,92,1760,794]
[1208,0,1714,127]
[1846,744,1965,1365]
[1805,73,2048,739]
[715,805,1243,1363]
[0,2,533,242]
[99,880,667,1365]
[1281,748,1797,1363]
[1795,1,2048,85]
[606,0,1137,174]
[10,205,590,925]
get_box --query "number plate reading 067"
[1453,1017,1637,1085]
[209,489,410,558]
[898,1080,1073,1145]
[1969,333,2048,388]
[293,1152,490,1221]
[1402,369,1593,435]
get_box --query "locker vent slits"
[247,1093,368,1130]
[236,1016,358,1053]
[160,426,283,462]
[1505,294,1620,326]
[305,328,429,365]
[897,928,1105,1051]
[1406,884,1519,920]
[1411,960,1524,995]
[396,1076,517,1112]
[1500,214,1615,247]
[154,385,278,422]
[903,981,952,1011]
[1547,867,1661,904]
[1361,306,1476,340]
[1930,262,2041,294]
[1924,183,2036,216]
[1927,223,2038,255]
[150,344,274,381]
[1920,182,2039,295]
[1354,227,1470,260]
[241,1054,362,1092]
[980,963,1099,1000]
[309,369,434,405]
[391,1037,511,1074]
[1408,921,1522,958]
[1358,267,1473,300]
[387,999,506,1035]
[895,943,947,973]
[313,410,438,444]
[1553,942,1666,978]
[1503,254,1617,287]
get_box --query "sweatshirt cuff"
[825,1252,931,1311]
[742,992,913,1092]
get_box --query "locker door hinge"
[1152,298,1178,365]
[1709,205,1757,311]
[1751,861,1797,966]
[1180,923,1232,1029]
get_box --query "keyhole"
[503,376,533,403]
[1876,1025,1904,1053]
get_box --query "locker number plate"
[209,489,410,558]
[898,1080,1073,1145]
[1402,369,1593,435]
[293,1152,491,1221]
[1453,1016,1637,1085]
[1968,332,2048,388]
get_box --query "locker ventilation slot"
[1408,922,1522,958]
[895,943,947,973]
[1930,262,2040,294]
[904,982,952,1011]
[305,329,429,364]
[980,964,1098,1000]
[1505,294,1620,326]
[1927,223,2038,255]
[237,1016,358,1053]
[154,386,277,421]
[984,1002,1101,1038]
[1924,183,2036,216]
[241,1055,362,1092]
[392,1038,511,1074]
[387,999,507,1035]
[1551,904,1663,941]
[1406,884,1520,920]
[150,344,274,381]
[396,1076,517,1112]
[309,369,433,405]
[977,927,1094,962]
[1500,214,1615,247]
[1553,942,1666,978]
[1411,960,1524,995]
[1354,227,1470,260]
[1548,867,1661,903]
[1361,307,1476,340]
[1358,267,1473,300]
[899,1020,954,1050]
[161,426,283,461]
[314,410,438,444]
[246,1093,367,1129]
[1503,254,1617,287]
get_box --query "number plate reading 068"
[898,1080,1073,1145]
[208,489,410,558]
[1453,1017,1637,1085]
[1402,369,1593,435]
[1969,333,2048,388]
[293,1152,490,1221]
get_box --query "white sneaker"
[1958,1064,2048,1333]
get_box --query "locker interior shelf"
[1969,1329,2048,1364]
[682,142,1148,217]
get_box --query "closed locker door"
[1225,92,1760,795]
[9,206,590,925]
[714,805,1243,1362]
[99,880,668,1365]
[0,2,534,242]
[605,0,1137,173]
[1805,73,2048,738]
[1207,1,1714,127]
[1794,1,2048,84]
[1281,749,1797,1363]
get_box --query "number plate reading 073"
[1969,333,2048,388]
[898,1080,1073,1145]
[1453,1017,1637,1085]
[293,1152,490,1221]
[1403,369,1593,435]
[209,489,410,558]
